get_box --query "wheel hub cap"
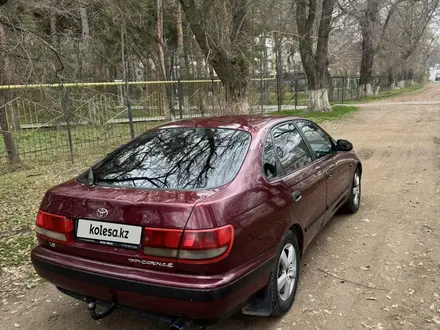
[277,243,297,301]
[353,173,360,205]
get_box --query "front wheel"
[270,231,300,316]
[342,168,361,213]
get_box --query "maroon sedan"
[31,115,362,329]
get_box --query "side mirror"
[336,139,353,152]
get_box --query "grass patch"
[0,147,112,268]
[343,84,424,104]
[273,105,359,123]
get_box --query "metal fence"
[0,75,416,164]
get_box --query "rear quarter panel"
[176,129,297,275]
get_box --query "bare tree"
[342,0,439,94]
[381,0,439,88]
[49,2,57,46]
[356,0,406,95]
[175,1,189,112]
[179,0,251,114]
[296,0,336,112]
[156,0,173,120]
[0,0,20,164]
[79,5,91,78]
[357,0,378,96]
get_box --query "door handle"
[292,191,302,203]
[326,164,336,179]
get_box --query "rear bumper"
[31,246,274,320]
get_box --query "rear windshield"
[78,127,251,190]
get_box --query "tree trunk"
[263,34,269,75]
[296,0,335,112]
[220,2,230,53]
[0,22,20,164]
[326,68,333,103]
[8,92,20,130]
[388,69,396,90]
[359,24,374,97]
[359,0,378,98]
[80,6,90,79]
[0,97,20,164]
[49,5,58,46]
[156,0,173,120]
[179,0,250,114]
[176,1,189,113]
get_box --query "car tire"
[342,168,361,213]
[270,230,300,316]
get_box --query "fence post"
[294,79,298,110]
[210,67,215,116]
[61,85,74,163]
[260,74,264,114]
[177,70,183,119]
[274,32,281,112]
[356,77,360,100]
[121,24,134,138]
[125,80,134,139]
[341,76,346,104]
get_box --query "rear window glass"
[78,128,251,190]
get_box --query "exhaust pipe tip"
[170,318,189,330]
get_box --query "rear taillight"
[143,228,182,258]
[142,225,234,264]
[35,210,74,244]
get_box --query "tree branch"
[179,0,223,64]
[0,21,65,77]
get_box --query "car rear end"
[31,125,273,323]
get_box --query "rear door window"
[80,128,251,190]
[271,121,312,175]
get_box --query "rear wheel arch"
[356,162,362,176]
[289,223,304,257]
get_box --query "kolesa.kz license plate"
[76,219,142,245]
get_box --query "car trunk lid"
[39,180,215,271]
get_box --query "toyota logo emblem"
[96,208,108,218]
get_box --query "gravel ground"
[1,83,440,330]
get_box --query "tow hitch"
[87,299,117,320]
[63,289,202,329]
[85,298,196,329]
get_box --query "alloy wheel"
[277,243,297,301]
[353,172,360,206]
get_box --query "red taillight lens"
[142,228,182,258]
[35,210,74,244]
[142,225,234,263]
[181,226,232,249]
[144,228,181,249]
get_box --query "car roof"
[156,115,304,133]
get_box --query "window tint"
[79,128,250,190]
[262,134,277,179]
[271,122,312,174]
[296,121,334,159]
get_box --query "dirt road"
[2,84,440,330]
